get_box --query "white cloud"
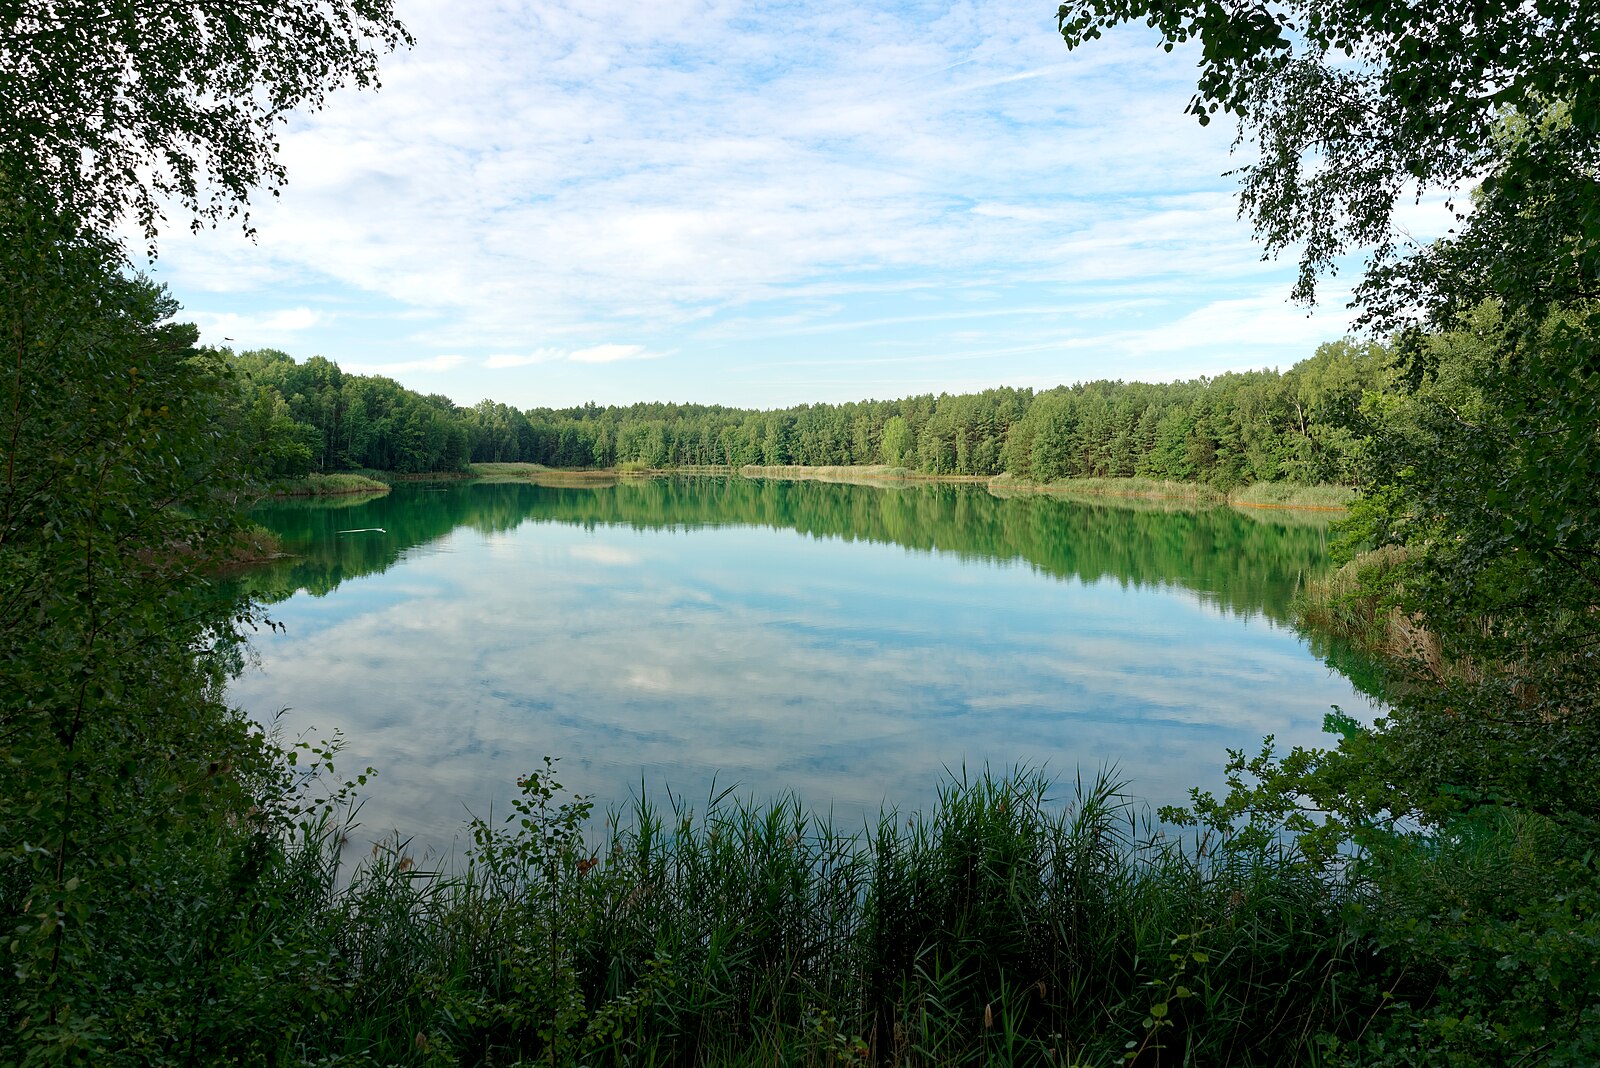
[190,306,323,337]
[186,306,335,353]
[484,345,665,368]
[484,348,566,369]
[148,1,1373,406]
[569,344,659,364]
[1117,287,1357,361]
[344,354,467,375]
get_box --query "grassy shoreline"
[991,474,1356,510]
[738,463,988,484]
[272,464,1354,513]
[62,756,1571,1067]
[92,764,1376,1066]
[264,471,392,497]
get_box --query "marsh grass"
[1230,482,1356,509]
[267,471,391,496]
[740,464,914,483]
[215,522,288,567]
[1295,545,1585,711]
[1294,546,1446,674]
[469,461,554,481]
[11,746,1587,1067]
[199,764,1370,1067]
[988,475,1229,504]
[987,477,1354,513]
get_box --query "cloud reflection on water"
[231,513,1373,857]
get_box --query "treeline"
[228,349,471,476]
[227,340,1387,486]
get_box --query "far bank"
[265,463,1355,512]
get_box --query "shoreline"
[263,472,392,498]
[270,463,1354,512]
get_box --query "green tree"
[1281,339,1388,484]
[1028,392,1079,483]
[0,192,281,1061]
[1057,0,1598,305]
[1059,0,1599,808]
[1062,4,1600,1062]
[880,415,911,467]
[243,387,318,479]
[2,7,414,1060]
[1,1,412,246]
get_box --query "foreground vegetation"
[5,0,1598,1064]
[11,749,1596,1067]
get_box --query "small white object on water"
[337,527,387,534]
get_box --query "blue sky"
[145,0,1448,410]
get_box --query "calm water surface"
[231,477,1376,854]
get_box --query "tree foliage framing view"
[1058,0,1598,310]
[3,0,1600,1062]
[0,0,412,247]
[2,3,410,1063]
[1058,1,1600,1061]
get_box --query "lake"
[229,476,1377,856]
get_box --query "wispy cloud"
[190,307,324,343]
[150,1,1432,407]
[569,344,662,364]
[484,345,666,368]
[484,348,566,369]
[344,354,467,375]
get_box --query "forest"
[3,0,1598,1064]
[227,338,1384,488]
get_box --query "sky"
[145,0,1447,411]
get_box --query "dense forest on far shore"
[226,339,1385,488]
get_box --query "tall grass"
[266,471,391,496]
[469,461,553,481]
[988,475,1229,504]
[987,477,1356,512]
[1296,544,1578,702]
[1230,483,1356,509]
[741,464,913,482]
[1295,545,1443,673]
[13,750,1586,1065]
[216,522,287,567]
[201,764,1367,1067]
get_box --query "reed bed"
[266,471,392,496]
[1229,483,1356,510]
[740,464,914,483]
[985,477,1354,512]
[988,475,1229,504]
[469,461,555,481]
[19,755,1590,1067]
[1295,546,1428,664]
[180,765,1367,1067]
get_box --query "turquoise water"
[231,477,1375,855]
